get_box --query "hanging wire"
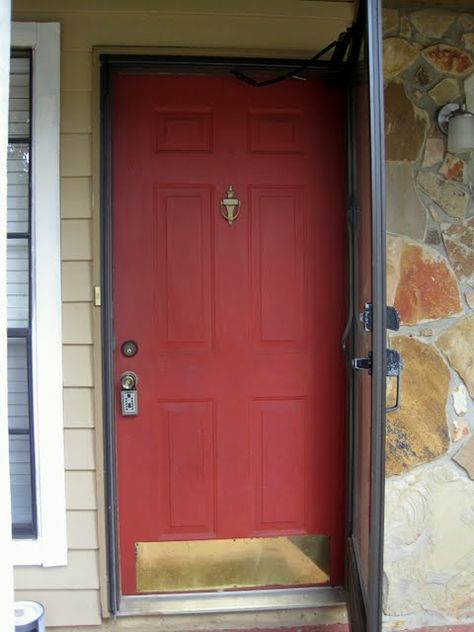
[230,26,354,88]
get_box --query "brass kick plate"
[136,534,329,593]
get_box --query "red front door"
[113,73,347,595]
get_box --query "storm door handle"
[352,348,403,413]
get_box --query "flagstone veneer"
[386,163,426,240]
[385,463,474,619]
[410,10,456,38]
[417,171,469,219]
[438,154,466,183]
[463,33,474,53]
[388,236,463,325]
[385,82,428,162]
[383,7,474,629]
[437,316,474,398]
[382,8,399,35]
[386,336,450,477]
[383,38,419,80]
[429,78,460,105]
[422,44,474,75]
[422,137,444,167]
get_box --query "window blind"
[7,50,36,537]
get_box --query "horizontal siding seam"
[64,426,96,430]
[60,132,92,137]
[61,300,94,304]
[64,469,97,473]
[60,217,93,221]
[61,89,92,93]
[67,547,100,551]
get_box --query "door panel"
[347,0,386,629]
[113,74,347,595]
[250,186,306,346]
[251,398,306,533]
[155,185,213,348]
[159,400,215,536]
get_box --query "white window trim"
[1,0,15,628]
[11,22,66,567]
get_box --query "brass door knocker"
[220,185,241,225]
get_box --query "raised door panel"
[250,186,306,348]
[154,185,214,349]
[157,400,216,538]
[251,398,306,534]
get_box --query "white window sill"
[13,538,67,567]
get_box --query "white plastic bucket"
[14,601,45,632]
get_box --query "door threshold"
[118,586,347,616]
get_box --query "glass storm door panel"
[346,0,386,630]
[112,73,348,595]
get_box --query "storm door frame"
[345,0,387,630]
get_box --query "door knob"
[120,371,137,390]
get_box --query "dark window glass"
[7,49,36,539]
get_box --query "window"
[8,50,35,539]
[9,23,66,566]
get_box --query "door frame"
[99,51,379,618]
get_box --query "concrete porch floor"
[53,626,347,632]
[54,627,347,632]
[51,606,348,632]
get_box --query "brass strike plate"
[94,286,101,307]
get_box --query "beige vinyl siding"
[15,550,100,590]
[60,179,91,219]
[61,262,93,303]
[12,0,353,627]
[65,471,97,511]
[62,388,94,427]
[14,590,101,627]
[62,304,93,345]
[63,346,94,388]
[66,511,98,550]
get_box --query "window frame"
[11,22,66,567]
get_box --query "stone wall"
[382,6,474,631]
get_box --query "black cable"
[230,27,353,88]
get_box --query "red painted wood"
[113,75,347,594]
